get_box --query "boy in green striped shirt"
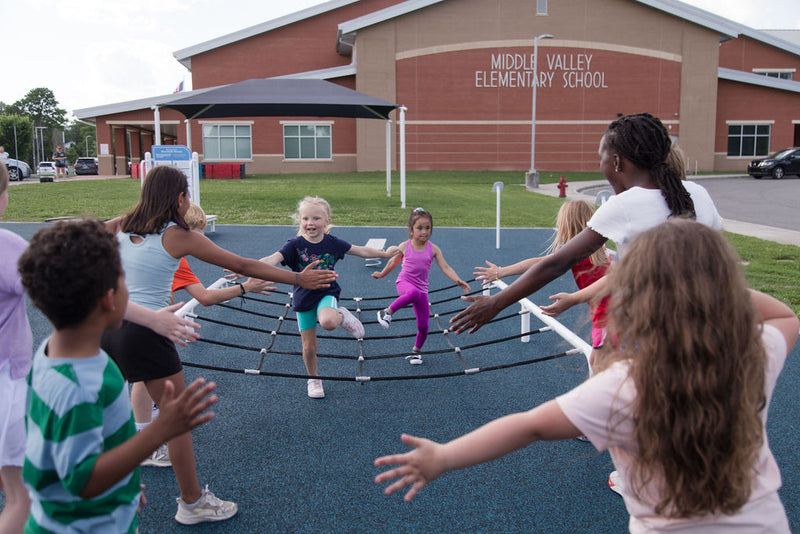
[18,219,218,533]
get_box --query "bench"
[364,238,387,267]
[205,214,217,233]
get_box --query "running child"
[18,218,219,533]
[100,167,336,524]
[375,219,799,532]
[474,200,610,358]
[256,196,399,398]
[372,208,469,365]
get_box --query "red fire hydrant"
[557,175,568,197]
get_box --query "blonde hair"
[0,162,8,198]
[545,200,608,266]
[606,219,766,518]
[184,201,207,231]
[293,196,332,236]
[667,143,687,181]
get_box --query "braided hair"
[604,113,695,218]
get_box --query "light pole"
[35,126,48,167]
[525,33,554,189]
[85,135,93,156]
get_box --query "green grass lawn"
[5,171,799,315]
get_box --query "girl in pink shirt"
[372,208,469,365]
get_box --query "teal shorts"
[296,295,338,332]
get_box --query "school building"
[74,0,800,176]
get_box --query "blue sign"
[152,145,192,161]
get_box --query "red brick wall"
[720,36,800,73]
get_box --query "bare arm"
[450,228,606,334]
[182,278,275,307]
[374,400,580,501]
[541,275,609,317]
[80,378,216,498]
[749,289,799,350]
[372,247,404,280]
[433,244,469,292]
[163,227,336,289]
[124,302,200,346]
[348,244,401,259]
[474,257,544,285]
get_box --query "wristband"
[238,283,245,297]
[495,267,500,280]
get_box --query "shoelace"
[201,485,224,507]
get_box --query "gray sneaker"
[141,443,171,468]
[377,309,392,329]
[338,306,365,339]
[175,485,238,525]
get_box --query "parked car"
[4,157,32,181]
[37,161,56,176]
[74,157,99,175]
[747,147,800,179]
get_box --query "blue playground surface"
[3,222,799,533]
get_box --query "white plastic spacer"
[454,347,461,353]
[465,367,480,374]
[260,348,267,356]
[244,369,259,375]
[358,356,365,362]
[355,376,371,382]
[541,326,552,332]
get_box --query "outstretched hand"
[540,292,575,317]
[153,303,201,346]
[384,245,401,257]
[374,434,445,501]
[297,260,338,289]
[243,277,277,295]
[154,378,218,440]
[449,294,500,334]
[473,260,499,286]
[371,271,384,279]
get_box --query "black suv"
[747,147,800,179]
[74,157,99,175]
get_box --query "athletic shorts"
[591,326,608,349]
[101,320,182,382]
[55,162,66,168]
[296,295,338,332]
[0,362,27,467]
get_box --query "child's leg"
[131,381,154,425]
[144,372,202,504]
[410,291,430,349]
[387,281,418,314]
[300,329,319,376]
[0,466,30,533]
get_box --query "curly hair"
[605,219,766,517]
[120,166,189,235]
[18,219,123,329]
[604,113,695,218]
[545,200,608,267]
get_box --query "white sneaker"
[141,443,171,467]
[175,485,238,525]
[405,349,423,365]
[377,310,392,329]
[307,378,325,399]
[338,306,365,339]
[608,471,624,496]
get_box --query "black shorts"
[101,320,182,382]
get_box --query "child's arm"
[374,399,580,501]
[80,378,217,498]
[433,244,469,292]
[541,276,609,317]
[225,252,284,282]
[104,217,122,235]
[749,289,799,350]
[372,242,406,279]
[348,244,401,259]
[182,278,276,307]
[164,228,335,290]
[474,257,544,285]
[124,302,201,346]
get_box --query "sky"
[3,0,799,119]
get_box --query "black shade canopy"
[159,78,398,120]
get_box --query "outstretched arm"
[433,245,469,292]
[125,302,201,346]
[374,399,580,501]
[182,278,276,307]
[542,275,609,317]
[450,228,606,334]
[372,247,404,280]
[749,289,799,350]
[474,257,544,285]
[348,244,401,259]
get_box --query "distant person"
[250,196,399,398]
[371,207,469,365]
[0,145,9,162]
[18,218,219,533]
[0,163,32,532]
[53,145,67,179]
[376,219,799,533]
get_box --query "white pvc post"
[190,152,200,206]
[521,306,530,343]
[141,152,152,187]
[492,181,504,249]
[385,119,392,197]
[185,119,192,151]
[399,106,407,209]
[152,107,161,145]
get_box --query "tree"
[64,121,97,158]
[6,88,67,129]
[0,115,34,164]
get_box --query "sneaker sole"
[141,459,172,468]
[175,507,238,525]
[409,358,423,365]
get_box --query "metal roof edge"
[271,64,357,80]
[338,0,443,35]
[718,67,800,94]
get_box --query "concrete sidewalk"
[535,176,800,247]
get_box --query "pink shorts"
[591,327,608,349]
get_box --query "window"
[202,124,252,160]
[752,69,794,80]
[283,123,332,160]
[727,124,770,157]
[536,0,547,15]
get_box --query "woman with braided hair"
[450,112,723,335]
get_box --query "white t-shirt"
[556,325,789,533]
[587,181,723,257]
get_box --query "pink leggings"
[390,281,430,349]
